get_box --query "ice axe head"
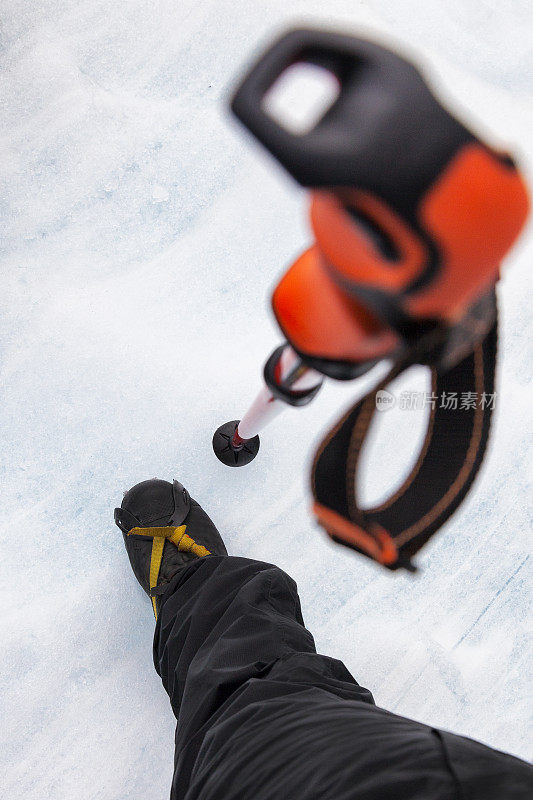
[231,28,529,377]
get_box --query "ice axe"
[212,28,529,570]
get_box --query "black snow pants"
[153,556,532,800]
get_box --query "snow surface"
[1,1,532,797]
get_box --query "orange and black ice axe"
[212,28,529,571]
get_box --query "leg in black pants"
[154,556,532,800]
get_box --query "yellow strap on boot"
[127,526,211,619]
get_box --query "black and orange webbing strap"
[127,526,211,618]
[311,320,497,571]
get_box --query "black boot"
[115,478,227,617]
